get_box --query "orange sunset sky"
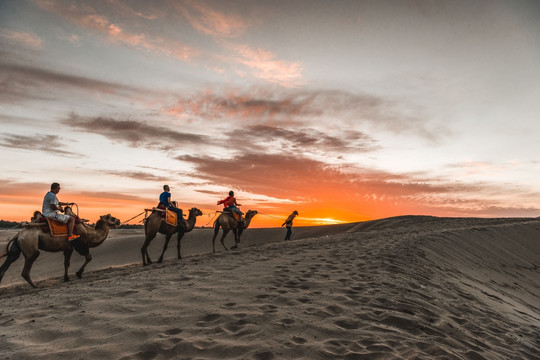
[1,0,540,227]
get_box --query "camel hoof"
[157,258,163,263]
[64,277,70,282]
[231,245,238,250]
[76,271,83,279]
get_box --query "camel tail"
[0,236,18,259]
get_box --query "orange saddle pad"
[165,209,177,227]
[224,211,241,222]
[46,218,68,237]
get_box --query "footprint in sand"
[326,304,344,315]
[252,350,276,360]
[258,304,278,313]
[292,336,307,344]
[255,294,271,300]
[223,319,261,336]
[196,313,221,327]
[164,328,182,335]
[280,318,295,326]
[334,318,360,330]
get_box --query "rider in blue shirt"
[159,185,184,230]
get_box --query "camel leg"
[176,230,185,260]
[212,225,221,253]
[158,232,173,263]
[76,252,92,279]
[141,239,151,266]
[231,229,239,250]
[141,220,159,266]
[0,240,21,285]
[21,251,39,288]
[158,231,175,263]
[220,229,230,251]
[141,234,156,266]
[63,248,73,282]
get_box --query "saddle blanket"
[223,210,241,222]
[165,209,177,227]
[37,216,80,237]
[46,218,68,236]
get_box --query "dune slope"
[0,216,539,359]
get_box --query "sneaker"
[67,234,80,241]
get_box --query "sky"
[1,0,540,227]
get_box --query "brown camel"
[0,206,120,288]
[212,210,258,252]
[141,207,203,266]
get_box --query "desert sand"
[0,216,539,359]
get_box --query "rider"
[159,185,184,230]
[42,182,79,241]
[217,190,243,220]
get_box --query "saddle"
[223,208,242,222]
[32,213,81,237]
[165,209,177,227]
[150,203,177,227]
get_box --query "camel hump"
[31,211,43,222]
[223,209,241,222]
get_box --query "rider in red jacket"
[217,190,243,218]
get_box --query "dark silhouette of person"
[282,210,299,240]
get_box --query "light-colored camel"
[0,207,120,288]
[141,207,203,266]
[212,210,258,252]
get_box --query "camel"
[0,206,120,288]
[141,207,203,266]
[212,210,258,252]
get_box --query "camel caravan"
[0,184,259,288]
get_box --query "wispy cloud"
[36,0,199,60]
[180,1,250,39]
[233,125,379,154]
[34,0,302,86]
[166,87,441,140]
[0,133,81,157]
[179,1,303,86]
[0,59,142,104]
[225,42,304,87]
[0,180,49,202]
[0,28,43,49]
[166,88,315,121]
[104,170,169,182]
[64,114,210,151]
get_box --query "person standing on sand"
[282,210,299,240]
[42,182,79,241]
[159,185,184,230]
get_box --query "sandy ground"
[0,216,539,359]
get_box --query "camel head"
[100,214,121,228]
[189,207,203,217]
[245,210,258,219]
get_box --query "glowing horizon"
[1,0,540,226]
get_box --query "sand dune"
[0,216,539,359]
